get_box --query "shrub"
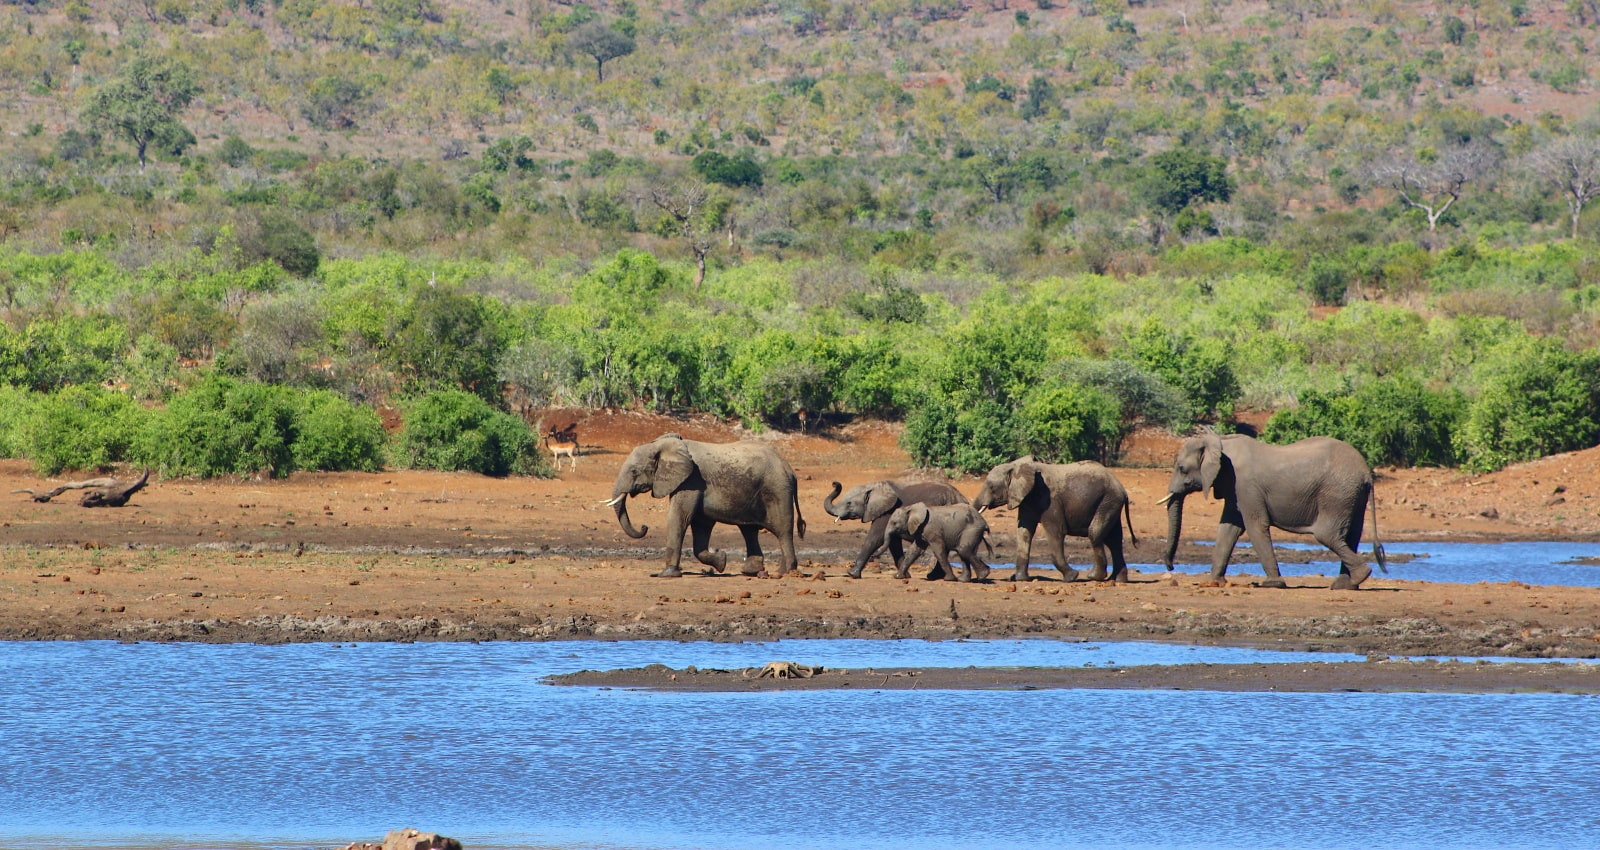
[901,397,1018,474]
[1263,377,1465,468]
[22,385,146,475]
[137,374,298,478]
[396,389,541,476]
[1015,382,1123,464]
[1457,342,1600,472]
[292,391,386,472]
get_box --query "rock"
[339,829,463,850]
[1477,506,1499,519]
[384,829,462,850]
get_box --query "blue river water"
[3,639,1599,850]
[1131,540,1600,586]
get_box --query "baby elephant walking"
[884,503,993,582]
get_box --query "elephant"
[972,457,1136,582]
[884,503,993,582]
[1158,433,1386,590]
[607,434,806,578]
[823,478,967,579]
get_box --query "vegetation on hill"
[0,0,1598,477]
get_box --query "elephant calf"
[884,503,993,582]
[823,478,966,578]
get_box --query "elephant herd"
[608,432,1385,590]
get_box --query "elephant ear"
[1200,433,1224,496]
[906,504,931,537]
[863,483,899,522]
[1006,460,1041,509]
[652,439,696,498]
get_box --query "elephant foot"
[972,564,991,581]
[1056,567,1079,583]
[1087,567,1107,582]
[1008,571,1034,582]
[846,566,865,579]
[925,565,948,581]
[741,558,765,577]
[1255,577,1288,589]
[1331,564,1371,590]
[652,567,685,578]
[1111,570,1129,584]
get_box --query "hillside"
[0,0,1598,484]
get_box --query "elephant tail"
[793,488,807,540]
[1370,482,1388,574]
[1123,498,1138,548]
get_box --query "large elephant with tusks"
[607,434,806,577]
[1159,433,1385,589]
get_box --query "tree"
[81,56,200,169]
[646,182,731,290]
[1371,144,1497,232]
[569,21,635,82]
[1526,135,1600,238]
[1140,148,1234,216]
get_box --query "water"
[4,639,1599,850]
[1131,540,1600,587]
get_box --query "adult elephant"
[972,457,1136,582]
[824,478,966,579]
[1158,434,1386,590]
[607,433,806,578]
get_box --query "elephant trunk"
[823,481,844,519]
[1162,494,1186,571]
[613,495,648,539]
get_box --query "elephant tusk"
[976,506,987,514]
[1155,493,1173,506]
[602,495,626,506]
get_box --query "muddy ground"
[1,409,1598,668]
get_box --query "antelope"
[544,424,579,471]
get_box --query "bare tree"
[1526,136,1600,239]
[1371,144,1498,232]
[645,182,731,290]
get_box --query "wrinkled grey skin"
[972,457,1136,582]
[884,503,993,582]
[610,434,806,578]
[824,479,966,578]
[1160,434,1386,590]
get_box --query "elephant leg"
[689,519,728,574]
[773,520,799,578]
[1040,526,1076,583]
[1248,522,1287,589]
[736,525,768,576]
[1106,529,1130,583]
[1209,521,1244,583]
[1010,525,1037,582]
[1086,544,1109,582]
[654,503,693,578]
[958,541,987,582]
[1317,529,1372,590]
[853,520,890,577]
[936,547,962,582]
[896,542,927,580]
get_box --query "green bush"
[137,374,298,478]
[1263,377,1465,468]
[901,397,1017,474]
[292,391,387,472]
[1015,382,1123,464]
[1457,341,1600,472]
[22,385,146,475]
[396,389,541,476]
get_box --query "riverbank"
[547,659,1600,693]
[1,412,1598,663]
